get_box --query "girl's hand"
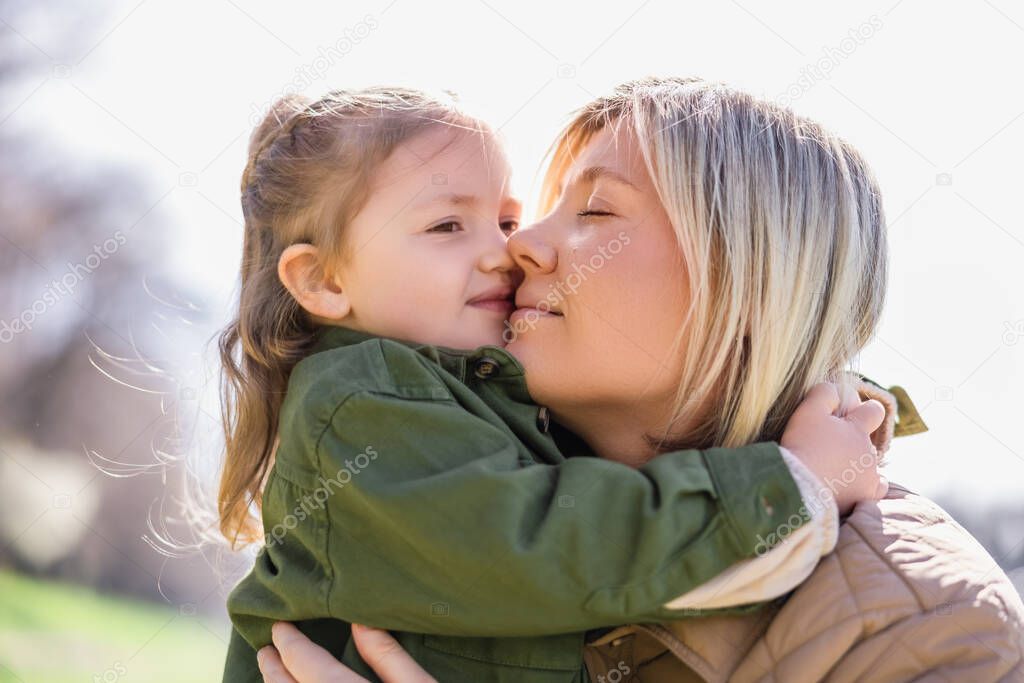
[257,622,436,683]
[781,382,888,516]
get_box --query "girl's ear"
[277,244,352,321]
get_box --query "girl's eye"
[500,220,519,234]
[426,221,462,234]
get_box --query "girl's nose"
[478,233,519,276]
[507,222,557,274]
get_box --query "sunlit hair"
[218,87,489,547]
[539,76,888,450]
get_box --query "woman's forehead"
[567,126,648,190]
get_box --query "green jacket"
[222,325,807,682]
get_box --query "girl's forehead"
[408,126,502,161]
[377,127,508,184]
[369,143,516,211]
[366,132,501,193]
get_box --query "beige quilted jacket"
[583,381,1024,682]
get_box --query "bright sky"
[6,0,1024,501]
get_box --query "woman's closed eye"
[577,209,616,219]
[576,194,618,220]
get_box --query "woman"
[257,77,1024,681]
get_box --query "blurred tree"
[0,0,228,613]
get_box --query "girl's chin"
[461,321,513,350]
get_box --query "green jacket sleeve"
[222,626,261,683]
[228,389,806,640]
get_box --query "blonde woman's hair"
[540,76,888,451]
[218,87,487,547]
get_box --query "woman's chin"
[504,327,553,367]
[503,332,533,362]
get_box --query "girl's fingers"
[257,646,298,683]
[837,382,860,417]
[351,624,437,683]
[272,621,367,683]
[846,398,885,435]
[801,382,842,416]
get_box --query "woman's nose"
[507,222,558,274]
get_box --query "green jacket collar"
[309,323,528,394]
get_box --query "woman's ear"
[277,244,352,321]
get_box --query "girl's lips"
[468,298,516,313]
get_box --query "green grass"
[0,569,227,682]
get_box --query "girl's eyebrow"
[414,193,521,215]
[413,192,478,210]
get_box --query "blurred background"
[1,0,1022,680]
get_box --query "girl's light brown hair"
[218,87,485,547]
[540,76,888,451]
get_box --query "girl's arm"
[229,389,828,644]
[659,446,838,610]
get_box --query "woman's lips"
[509,306,563,323]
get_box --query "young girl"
[219,87,886,682]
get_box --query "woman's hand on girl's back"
[257,622,435,683]
[781,382,888,516]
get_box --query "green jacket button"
[473,357,500,379]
